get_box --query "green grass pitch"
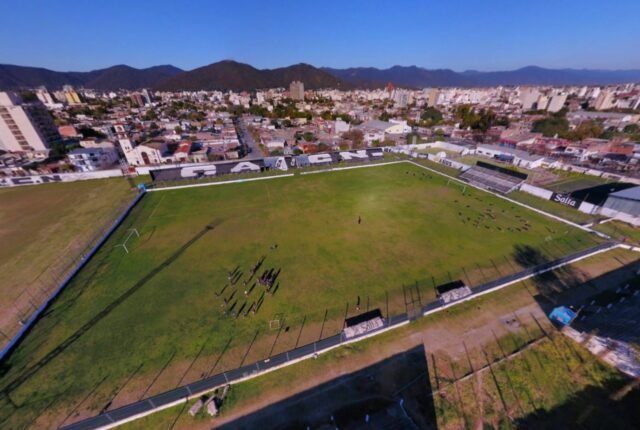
[0,162,601,428]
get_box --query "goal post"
[269,313,284,330]
[446,178,467,195]
[115,228,139,254]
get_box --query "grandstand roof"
[477,144,544,162]
[609,186,640,202]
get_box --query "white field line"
[406,160,601,235]
[299,160,405,175]
[147,173,295,192]
[422,243,620,318]
[148,161,402,192]
[617,243,640,253]
[90,243,623,430]
[583,217,616,228]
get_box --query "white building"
[357,119,410,136]
[536,95,549,111]
[547,93,568,113]
[0,91,61,155]
[119,138,168,166]
[265,138,286,150]
[476,144,545,169]
[594,90,614,110]
[67,147,119,172]
[334,119,350,134]
[289,81,304,101]
[519,88,540,110]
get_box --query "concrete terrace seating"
[460,166,524,194]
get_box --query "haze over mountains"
[0,64,183,91]
[154,61,349,91]
[1,60,639,91]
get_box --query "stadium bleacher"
[460,161,527,194]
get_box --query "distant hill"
[2,61,640,91]
[324,65,640,88]
[0,64,183,90]
[460,66,640,86]
[323,66,474,88]
[155,60,351,91]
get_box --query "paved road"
[235,116,263,159]
[61,241,618,430]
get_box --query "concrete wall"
[0,169,123,187]
[599,206,640,226]
[519,183,553,200]
[134,162,203,175]
[578,200,599,215]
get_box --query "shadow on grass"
[512,244,589,310]
[514,378,640,429]
[0,221,220,401]
[217,345,436,430]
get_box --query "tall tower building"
[594,90,614,111]
[62,85,82,105]
[426,88,440,107]
[0,91,61,154]
[289,81,304,100]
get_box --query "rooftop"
[609,186,640,201]
[477,144,544,162]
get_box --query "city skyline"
[1,0,639,72]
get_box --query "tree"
[78,127,106,139]
[248,104,269,117]
[320,110,334,121]
[19,91,38,102]
[600,126,617,140]
[342,129,365,148]
[189,111,205,122]
[454,104,479,129]
[379,111,391,121]
[473,109,496,133]
[624,124,639,134]
[303,132,315,142]
[420,107,443,125]
[569,120,603,141]
[142,110,158,121]
[382,138,396,147]
[531,117,569,137]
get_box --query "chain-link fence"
[61,241,617,430]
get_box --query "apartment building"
[0,91,61,155]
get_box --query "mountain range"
[154,61,349,91]
[0,64,183,91]
[1,61,639,91]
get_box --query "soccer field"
[0,162,601,429]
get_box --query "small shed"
[436,280,472,304]
[549,306,577,326]
[343,309,385,339]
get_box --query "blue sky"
[1,0,639,72]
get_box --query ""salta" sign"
[150,149,385,182]
[550,192,582,208]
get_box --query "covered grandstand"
[460,161,528,194]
